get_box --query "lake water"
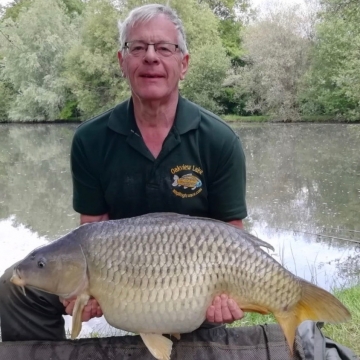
[0,123,359,337]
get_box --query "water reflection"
[236,123,360,232]
[0,124,79,239]
[252,224,360,290]
[0,123,359,336]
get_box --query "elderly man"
[0,3,247,341]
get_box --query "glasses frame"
[124,41,180,57]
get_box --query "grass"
[323,286,360,355]
[222,114,270,122]
[227,285,360,356]
[221,114,359,123]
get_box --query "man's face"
[118,15,189,102]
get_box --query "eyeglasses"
[124,41,179,57]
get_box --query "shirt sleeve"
[71,132,109,216]
[208,135,247,222]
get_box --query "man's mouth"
[140,74,163,78]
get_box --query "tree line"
[0,0,359,121]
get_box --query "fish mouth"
[10,268,27,296]
[10,268,26,287]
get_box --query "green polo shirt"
[71,96,247,222]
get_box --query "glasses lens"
[155,43,176,57]
[127,42,177,57]
[128,41,146,56]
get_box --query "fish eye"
[37,261,46,268]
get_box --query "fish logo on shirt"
[172,173,202,190]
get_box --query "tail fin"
[274,279,351,353]
[172,175,179,186]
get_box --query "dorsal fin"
[238,231,275,251]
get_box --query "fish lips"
[10,267,26,287]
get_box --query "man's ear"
[180,53,189,80]
[117,50,126,77]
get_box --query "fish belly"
[90,276,217,334]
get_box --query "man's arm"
[228,219,244,229]
[80,213,109,225]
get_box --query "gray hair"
[118,4,188,55]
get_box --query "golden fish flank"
[10,213,351,360]
[172,173,202,190]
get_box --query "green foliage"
[0,0,77,120]
[59,99,79,119]
[222,114,269,122]
[9,0,359,120]
[218,19,244,66]
[239,6,312,121]
[0,81,15,120]
[181,41,230,114]
[216,87,249,115]
[1,0,83,20]
[62,0,85,14]
[64,0,129,119]
[300,0,360,120]
[198,0,251,20]
[196,0,249,67]
[1,0,33,21]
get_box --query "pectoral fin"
[140,333,173,360]
[71,293,90,339]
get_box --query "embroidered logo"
[172,174,202,190]
[171,165,203,198]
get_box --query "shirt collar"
[107,95,201,135]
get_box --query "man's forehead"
[127,15,177,42]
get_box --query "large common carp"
[11,213,350,360]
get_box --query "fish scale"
[11,213,351,360]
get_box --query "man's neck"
[132,92,179,130]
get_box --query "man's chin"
[132,90,174,102]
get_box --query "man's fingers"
[227,298,244,321]
[61,297,102,320]
[206,304,215,323]
[65,300,75,316]
[96,304,103,317]
[220,294,233,323]
[207,294,245,324]
[213,295,223,323]
[82,299,103,321]
[206,296,222,323]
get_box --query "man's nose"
[143,44,159,63]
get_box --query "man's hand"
[206,294,244,323]
[61,297,103,322]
